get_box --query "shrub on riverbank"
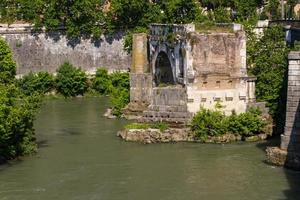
[191,108,268,140]
[56,62,88,97]
[18,72,55,95]
[0,38,41,162]
[109,72,130,117]
[0,84,40,161]
[91,68,111,94]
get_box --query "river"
[0,98,299,200]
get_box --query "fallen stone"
[103,108,116,119]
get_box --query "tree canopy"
[0,0,291,38]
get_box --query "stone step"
[143,111,191,119]
[140,116,189,125]
[148,105,188,112]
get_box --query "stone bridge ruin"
[126,23,257,126]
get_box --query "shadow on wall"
[30,29,124,49]
[282,100,300,199]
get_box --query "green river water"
[0,98,299,200]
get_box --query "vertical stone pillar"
[132,33,149,73]
[129,33,152,106]
[282,51,300,152]
[247,77,256,103]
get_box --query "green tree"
[214,7,231,23]
[0,0,19,25]
[247,25,288,119]
[159,0,206,24]
[0,38,16,84]
[200,0,234,10]
[18,71,55,96]
[0,39,40,162]
[108,0,163,32]
[234,0,263,21]
[0,84,40,161]
[56,62,88,97]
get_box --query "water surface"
[0,98,299,200]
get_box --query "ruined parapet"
[266,51,300,170]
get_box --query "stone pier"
[123,33,152,117]
[267,51,300,170]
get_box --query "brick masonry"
[282,52,300,153]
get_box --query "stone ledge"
[118,128,270,144]
[117,128,194,144]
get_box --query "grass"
[125,122,169,132]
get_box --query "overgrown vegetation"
[1,0,293,45]
[18,72,55,96]
[246,25,289,133]
[17,65,130,117]
[125,122,169,132]
[56,62,88,97]
[0,38,41,162]
[191,107,268,140]
[0,38,16,84]
[91,68,111,95]
[109,72,130,117]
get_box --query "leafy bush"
[92,69,130,117]
[246,25,289,133]
[56,62,88,97]
[227,108,267,137]
[109,72,130,117]
[18,71,55,95]
[0,38,16,84]
[110,87,130,117]
[191,108,228,139]
[191,108,267,139]
[110,71,130,89]
[91,68,111,94]
[0,84,40,161]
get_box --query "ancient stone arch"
[154,51,174,85]
[149,24,193,85]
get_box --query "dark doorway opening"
[154,52,174,86]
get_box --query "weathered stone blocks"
[267,51,300,170]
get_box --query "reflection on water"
[0,98,299,200]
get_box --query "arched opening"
[154,51,174,86]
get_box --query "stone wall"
[189,32,246,77]
[0,25,131,75]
